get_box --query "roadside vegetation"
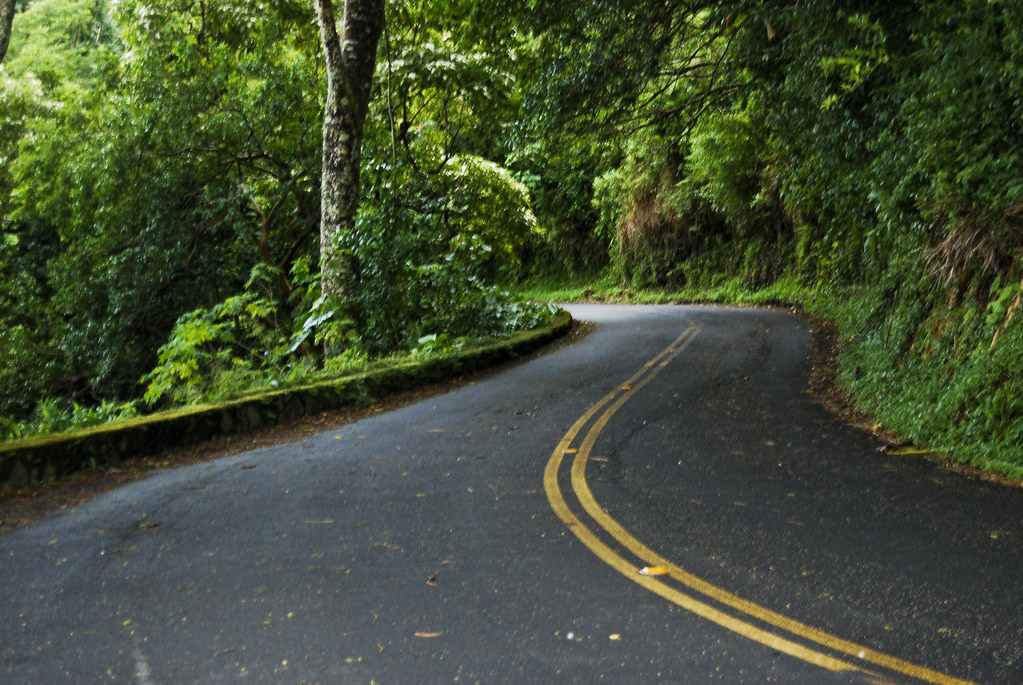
[2,1,1021,483]
[512,1,1023,484]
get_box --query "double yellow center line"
[543,324,972,684]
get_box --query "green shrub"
[0,398,138,441]
[140,261,330,407]
[687,110,768,225]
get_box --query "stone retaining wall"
[1,311,572,488]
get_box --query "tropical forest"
[2,0,1023,482]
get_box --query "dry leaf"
[638,566,669,576]
[886,446,929,456]
[414,631,443,638]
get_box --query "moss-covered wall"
[1,311,572,488]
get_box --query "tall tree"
[315,0,385,301]
[0,0,14,64]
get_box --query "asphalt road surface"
[3,304,1022,684]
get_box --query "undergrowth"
[1,301,560,443]
[526,270,1023,484]
[821,272,1023,482]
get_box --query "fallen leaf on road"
[426,574,438,587]
[885,446,930,456]
[638,566,669,576]
[415,631,443,638]
[371,542,403,552]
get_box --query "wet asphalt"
[2,304,1021,684]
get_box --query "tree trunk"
[315,0,385,301]
[0,0,15,65]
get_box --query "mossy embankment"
[0,311,572,489]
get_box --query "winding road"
[3,304,1021,683]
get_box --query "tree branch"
[0,0,16,65]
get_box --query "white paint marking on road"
[129,631,156,685]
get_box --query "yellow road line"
[544,325,974,685]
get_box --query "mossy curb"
[1,311,573,489]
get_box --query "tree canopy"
[0,0,550,427]
[2,0,1023,477]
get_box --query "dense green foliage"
[2,0,1021,479]
[527,0,1023,478]
[0,0,550,436]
